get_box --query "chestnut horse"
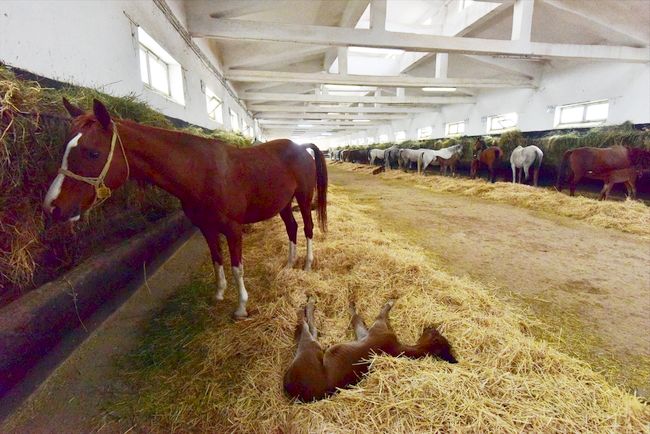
[556,145,650,196]
[44,98,327,319]
[284,297,457,402]
[436,153,461,177]
[470,137,502,183]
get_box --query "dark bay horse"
[556,145,650,196]
[284,297,457,402]
[470,137,502,183]
[44,98,327,319]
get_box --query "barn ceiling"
[182,0,650,139]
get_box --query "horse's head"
[472,137,485,153]
[43,98,129,222]
[628,147,650,170]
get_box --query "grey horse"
[510,145,544,186]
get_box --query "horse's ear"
[93,98,112,129]
[62,97,85,118]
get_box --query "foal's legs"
[225,225,248,319]
[200,226,227,301]
[625,180,636,199]
[368,299,396,335]
[295,191,315,271]
[280,203,298,268]
[348,301,369,341]
[305,296,318,338]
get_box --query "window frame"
[486,112,518,133]
[205,87,224,124]
[139,44,172,97]
[554,99,609,128]
[229,109,240,132]
[417,126,433,140]
[445,121,465,137]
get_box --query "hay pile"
[338,163,650,239]
[110,187,649,432]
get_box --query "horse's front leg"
[200,226,227,301]
[225,225,248,319]
[280,204,298,268]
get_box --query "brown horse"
[556,145,650,196]
[43,98,327,319]
[283,297,457,402]
[470,137,502,183]
[587,167,647,200]
[436,153,461,177]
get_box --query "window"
[242,121,249,136]
[205,87,223,123]
[138,27,185,105]
[367,137,375,145]
[379,134,389,143]
[395,131,406,143]
[486,112,518,133]
[554,100,609,127]
[445,121,465,136]
[230,109,239,132]
[417,126,433,139]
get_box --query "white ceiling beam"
[189,17,650,62]
[323,0,369,72]
[511,0,534,42]
[337,47,348,75]
[256,113,409,120]
[369,0,387,31]
[227,45,328,69]
[248,105,433,114]
[462,54,541,80]
[243,93,474,104]
[259,120,383,126]
[225,70,534,87]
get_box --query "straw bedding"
[112,186,649,433]
[339,162,650,239]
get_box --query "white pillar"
[337,47,348,75]
[370,0,387,31]
[435,53,449,79]
[512,0,534,42]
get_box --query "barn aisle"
[328,163,650,396]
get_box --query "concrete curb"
[0,211,193,395]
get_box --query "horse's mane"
[627,147,650,168]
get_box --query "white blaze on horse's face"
[43,133,83,215]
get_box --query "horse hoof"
[215,294,224,301]
[232,310,249,320]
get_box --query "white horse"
[399,149,424,172]
[369,148,386,165]
[510,145,544,186]
[418,144,464,174]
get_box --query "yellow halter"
[57,123,130,210]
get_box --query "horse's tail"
[495,147,503,160]
[556,150,572,190]
[534,147,544,169]
[305,144,328,233]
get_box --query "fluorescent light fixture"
[327,112,338,115]
[321,132,333,136]
[352,119,370,123]
[422,87,457,92]
[297,124,313,128]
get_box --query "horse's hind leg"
[305,296,318,338]
[533,167,540,187]
[280,203,298,268]
[625,180,636,199]
[348,301,369,341]
[511,164,516,183]
[295,191,315,271]
[369,299,396,335]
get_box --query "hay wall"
[0,65,250,305]
[109,188,649,433]
[332,125,650,188]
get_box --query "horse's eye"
[85,149,101,160]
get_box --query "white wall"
[0,0,254,133]
[326,60,650,148]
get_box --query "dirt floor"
[328,163,650,397]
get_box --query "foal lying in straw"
[284,297,457,402]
